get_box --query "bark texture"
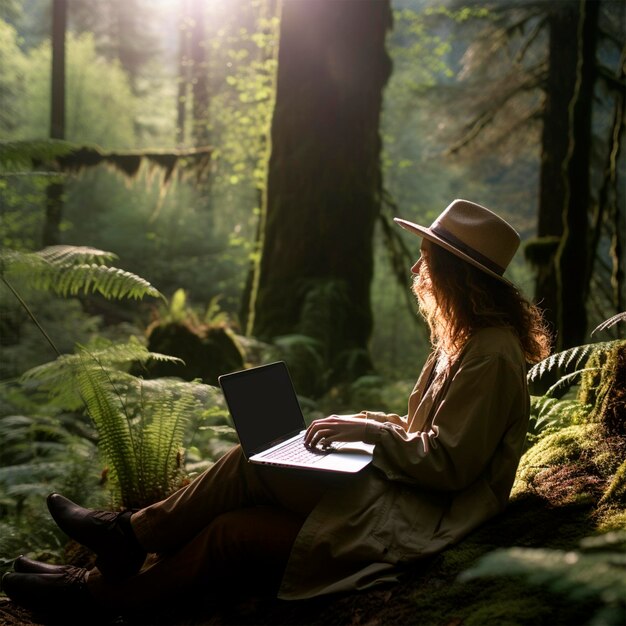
[249,0,392,393]
[555,0,599,348]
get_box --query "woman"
[2,199,550,616]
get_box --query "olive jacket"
[278,327,530,600]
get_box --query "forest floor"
[0,491,608,626]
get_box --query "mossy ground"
[2,348,624,626]
[1,489,613,626]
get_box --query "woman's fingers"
[304,416,365,448]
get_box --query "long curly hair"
[413,241,551,364]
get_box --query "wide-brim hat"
[394,199,520,286]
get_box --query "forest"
[0,0,625,624]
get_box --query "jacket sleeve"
[371,353,526,491]
[362,411,407,440]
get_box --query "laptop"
[218,361,374,473]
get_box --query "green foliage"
[526,328,625,440]
[1,245,163,301]
[0,19,27,135]
[527,341,618,389]
[156,288,231,329]
[19,32,137,149]
[1,240,222,511]
[20,339,221,510]
[460,532,626,625]
[0,139,77,172]
[0,409,101,568]
[205,3,279,191]
[528,395,591,440]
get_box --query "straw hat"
[394,199,520,285]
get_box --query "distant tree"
[0,19,27,136]
[174,0,210,147]
[69,0,158,93]
[43,0,66,246]
[245,0,393,394]
[189,0,210,147]
[176,0,190,146]
[447,0,625,347]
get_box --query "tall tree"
[447,0,625,346]
[554,0,599,349]
[246,0,392,394]
[189,0,210,147]
[176,0,191,146]
[533,1,580,338]
[42,0,66,246]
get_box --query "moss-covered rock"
[142,322,244,385]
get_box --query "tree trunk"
[176,0,191,146]
[43,0,66,247]
[190,0,210,147]
[555,0,599,348]
[531,2,579,339]
[248,0,392,394]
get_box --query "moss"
[463,585,596,626]
[596,506,626,531]
[601,458,626,505]
[516,424,593,487]
[439,544,488,576]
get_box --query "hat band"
[431,224,506,276]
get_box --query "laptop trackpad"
[315,442,374,472]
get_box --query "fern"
[1,242,225,511]
[528,395,589,436]
[19,342,207,509]
[37,245,118,265]
[140,381,197,503]
[592,311,626,336]
[460,532,626,624]
[0,139,76,172]
[2,247,163,301]
[527,341,617,385]
[21,339,181,411]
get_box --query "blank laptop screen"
[219,362,305,456]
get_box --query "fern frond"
[142,388,195,502]
[21,342,183,421]
[36,263,162,300]
[74,363,139,505]
[0,139,76,171]
[592,311,626,336]
[528,395,587,434]
[0,462,74,486]
[38,245,118,266]
[460,537,626,616]
[527,341,618,383]
[1,247,163,301]
[544,367,600,397]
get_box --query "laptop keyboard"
[269,438,331,464]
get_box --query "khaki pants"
[87,445,348,610]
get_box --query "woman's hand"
[304,414,379,449]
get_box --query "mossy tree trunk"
[534,0,599,349]
[533,2,579,338]
[246,0,392,390]
[555,0,599,349]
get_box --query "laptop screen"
[218,362,306,456]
